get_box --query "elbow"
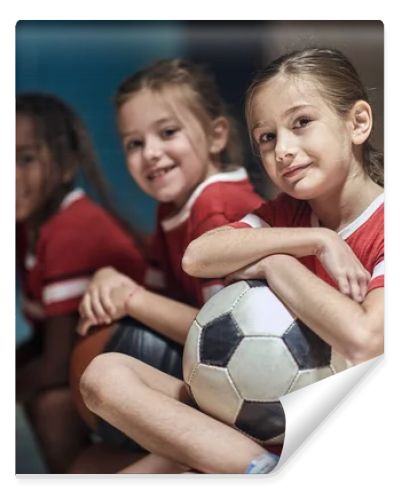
[182,239,205,277]
[344,325,384,366]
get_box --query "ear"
[208,117,230,155]
[61,160,76,184]
[348,100,373,146]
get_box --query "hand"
[78,267,138,329]
[77,283,143,336]
[225,257,269,285]
[317,230,371,302]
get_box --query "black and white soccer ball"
[183,280,350,445]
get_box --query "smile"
[147,164,177,181]
[282,162,312,178]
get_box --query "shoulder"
[38,194,139,265]
[254,192,309,227]
[193,170,263,218]
[42,195,128,242]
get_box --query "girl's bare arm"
[184,225,343,278]
[259,254,383,364]
[125,289,198,345]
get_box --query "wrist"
[262,254,286,273]
[124,285,145,314]
[315,228,336,256]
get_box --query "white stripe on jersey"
[371,260,384,280]
[144,267,166,289]
[43,277,90,304]
[25,253,37,270]
[202,283,224,302]
[161,168,249,231]
[60,188,85,210]
[239,213,271,229]
[310,192,384,240]
[338,193,384,240]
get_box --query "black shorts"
[96,317,183,452]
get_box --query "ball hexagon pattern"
[183,280,351,445]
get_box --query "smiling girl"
[77,48,383,474]
[72,59,262,470]
[16,93,145,472]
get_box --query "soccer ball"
[183,280,350,445]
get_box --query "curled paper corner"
[273,354,383,472]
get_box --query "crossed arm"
[183,226,383,365]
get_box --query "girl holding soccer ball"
[79,49,383,474]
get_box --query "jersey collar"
[310,192,384,239]
[60,187,85,210]
[161,167,249,231]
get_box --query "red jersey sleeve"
[38,200,146,317]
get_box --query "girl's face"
[249,75,355,201]
[16,115,52,222]
[117,88,219,209]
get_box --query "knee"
[79,352,134,414]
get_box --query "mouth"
[147,164,177,181]
[16,190,28,203]
[282,162,312,178]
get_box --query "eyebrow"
[251,104,317,131]
[16,144,41,152]
[120,117,176,138]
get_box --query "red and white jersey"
[231,192,384,293]
[16,188,146,323]
[144,168,263,307]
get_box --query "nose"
[16,163,23,182]
[143,136,163,164]
[274,130,298,165]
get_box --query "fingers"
[77,317,94,336]
[90,288,113,324]
[337,275,351,298]
[79,287,112,325]
[338,268,371,303]
[79,292,97,324]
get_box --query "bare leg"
[68,442,143,474]
[119,453,190,474]
[28,387,89,473]
[70,325,116,430]
[80,353,266,474]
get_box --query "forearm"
[183,226,328,278]
[127,289,198,345]
[262,255,383,364]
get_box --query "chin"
[16,205,30,222]
[285,178,324,201]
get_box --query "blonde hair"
[246,48,383,186]
[114,58,243,168]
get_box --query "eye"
[161,127,179,139]
[16,153,36,168]
[257,131,276,144]
[125,139,143,152]
[293,116,312,129]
